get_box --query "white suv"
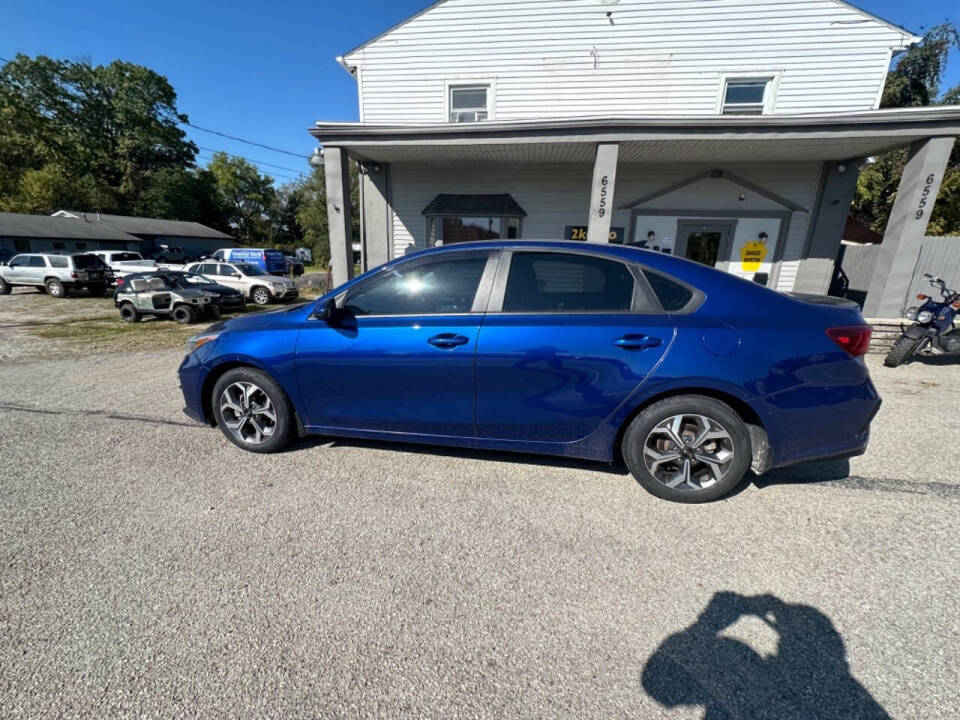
[0,253,108,297]
[184,260,298,306]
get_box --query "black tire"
[211,367,293,453]
[622,395,751,503]
[172,304,195,324]
[209,304,222,320]
[251,286,272,305]
[884,335,922,368]
[118,302,141,323]
[45,279,66,298]
[0,277,10,295]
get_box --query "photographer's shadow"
[642,592,890,719]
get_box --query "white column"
[587,143,619,244]
[863,137,956,318]
[323,146,354,287]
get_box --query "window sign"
[565,226,624,244]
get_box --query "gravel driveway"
[1,345,958,719]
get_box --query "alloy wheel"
[219,381,278,445]
[642,413,735,491]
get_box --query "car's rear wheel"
[172,304,195,324]
[212,368,292,453]
[251,286,271,305]
[622,395,751,503]
[45,279,66,298]
[118,302,141,323]
[0,277,10,295]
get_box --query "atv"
[115,276,220,324]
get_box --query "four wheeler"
[115,276,220,324]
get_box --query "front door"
[676,222,736,267]
[295,249,497,436]
[475,250,674,443]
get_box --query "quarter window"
[643,269,696,312]
[48,256,68,268]
[721,78,772,115]
[502,252,635,313]
[449,85,489,123]
[343,253,489,316]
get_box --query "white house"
[311,0,960,317]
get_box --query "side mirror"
[314,297,339,325]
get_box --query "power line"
[197,146,305,174]
[196,153,300,183]
[183,121,307,159]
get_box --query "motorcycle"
[884,273,960,367]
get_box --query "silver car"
[0,253,108,298]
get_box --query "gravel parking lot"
[1,304,958,718]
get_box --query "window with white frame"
[721,78,773,115]
[449,85,489,123]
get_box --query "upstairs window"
[449,85,489,123]
[721,78,772,116]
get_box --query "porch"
[310,108,960,316]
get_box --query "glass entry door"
[675,221,736,267]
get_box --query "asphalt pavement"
[1,349,958,719]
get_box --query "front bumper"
[273,287,299,300]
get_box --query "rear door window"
[28,256,47,267]
[502,252,636,313]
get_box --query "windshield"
[112,252,143,262]
[177,273,216,286]
[234,263,263,277]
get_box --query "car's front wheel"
[211,368,293,453]
[622,395,751,503]
[251,286,272,305]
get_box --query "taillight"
[70,272,78,279]
[826,326,872,358]
[116,277,125,286]
[917,294,928,300]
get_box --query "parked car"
[89,250,158,283]
[0,252,108,298]
[115,271,245,311]
[152,244,188,264]
[115,276,219,324]
[183,260,298,305]
[210,248,288,276]
[178,241,881,503]
[285,256,305,277]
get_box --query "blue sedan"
[179,241,879,503]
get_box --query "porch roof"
[309,107,960,164]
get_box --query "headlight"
[186,332,220,353]
[917,310,934,324]
[904,306,918,321]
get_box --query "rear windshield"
[71,255,100,269]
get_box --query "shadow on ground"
[643,592,890,719]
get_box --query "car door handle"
[428,333,470,349]
[614,334,662,350]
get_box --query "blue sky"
[2,0,957,186]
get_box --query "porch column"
[323,146,354,286]
[587,143,619,243]
[360,162,391,271]
[863,136,956,318]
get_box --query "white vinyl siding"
[388,161,820,290]
[345,0,914,124]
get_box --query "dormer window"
[449,84,489,123]
[721,77,774,115]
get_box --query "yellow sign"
[740,240,768,272]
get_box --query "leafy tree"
[0,54,197,215]
[852,23,960,235]
[207,151,278,246]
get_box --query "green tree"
[207,151,278,246]
[0,54,197,216]
[852,23,960,235]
